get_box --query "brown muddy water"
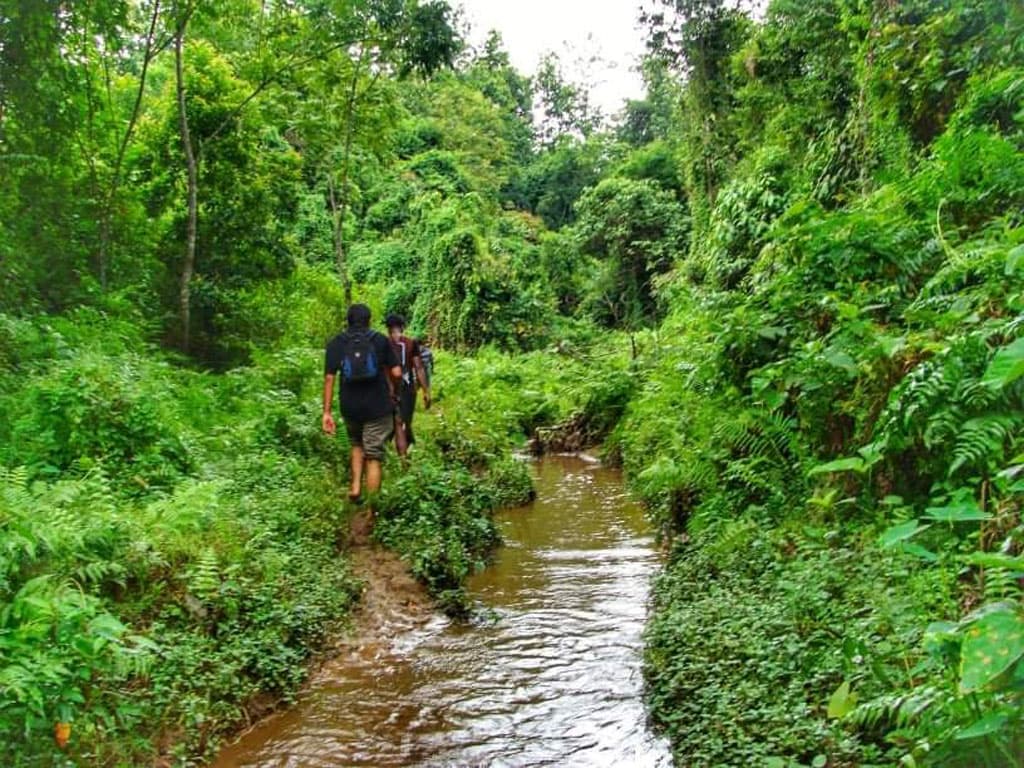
[213,456,673,767]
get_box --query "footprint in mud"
[347,506,376,546]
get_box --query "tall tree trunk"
[854,0,890,194]
[327,173,353,305]
[97,0,162,291]
[328,50,365,305]
[174,13,198,353]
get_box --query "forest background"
[1,0,1022,765]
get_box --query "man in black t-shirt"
[322,304,401,503]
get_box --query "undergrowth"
[631,65,1024,766]
[0,314,572,764]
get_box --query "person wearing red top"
[385,314,432,457]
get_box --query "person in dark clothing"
[322,304,402,502]
[385,314,431,458]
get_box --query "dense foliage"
[0,282,542,764]
[624,1,1024,765]
[2,0,1023,765]
[0,303,364,763]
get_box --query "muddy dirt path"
[336,542,434,652]
[211,524,435,762]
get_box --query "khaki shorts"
[343,413,394,460]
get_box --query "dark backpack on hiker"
[419,344,433,387]
[394,337,413,386]
[341,332,379,383]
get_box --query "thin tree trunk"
[329,49,366,305]
[97,0,163,290]
[853,2,890,194]
[326,174,352,303]
[696,38,716,206]
[78,17,106,279]
[174,13,198,353]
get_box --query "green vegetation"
[623,2,1024,765]
[0,306,363,763]
[0,281,538,765]
[2,0,1023,765]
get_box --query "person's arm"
[382,335,402,406]
[387,357,403,390]
[322,373,336,435]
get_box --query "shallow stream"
[214,455,672,767]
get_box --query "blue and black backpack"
[341,332,379,383]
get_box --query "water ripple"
[215,457,672,767]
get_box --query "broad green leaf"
[996,461,1024,482]
[836,302,860,319]
[923,500,990,522]
[1006,243,1024,275]
[923,620,959,653]
[982,337,1024,389]
[809,456,864,475]
[955,709,1010,740]
[857,442,885,466]
[878,520,929,548]
[899,542,938,562]
[756,325,788,339]
[959,609,1024,692]
[823,348,858,372]
[961,551,1024,571]
[877,334,906,358]
[827,679,857,719]
[87,613,127,640]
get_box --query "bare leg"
[349,446,365,499]
[394,415,409,458]
[365,459,382,495]
[357,458,384,538]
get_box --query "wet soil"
[210,520,433,762]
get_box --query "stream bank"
[214,456,671,767]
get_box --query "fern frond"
[923,404,963,447]
[848,685,947,731]
[713,416,754,451]
[0,466,33,517]
[188,548,221,603]
[1003,314,1024,338]
[920,242,1005,299]
[949,414,1018,474]
[958,379,999,410]
[72,560,127,589]
[722,456,777,495]
[983,567,1022,602]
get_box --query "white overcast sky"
[455,0,650,118]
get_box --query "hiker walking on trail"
[322,304,402,503]
[385,314,431,458]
